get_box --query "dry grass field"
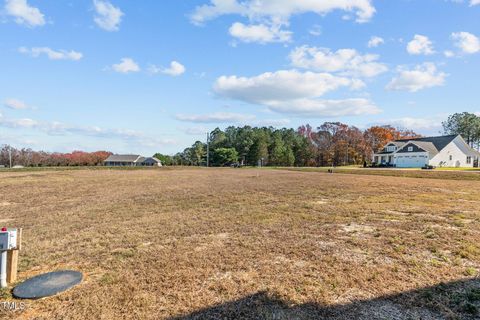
[0,168,479,319]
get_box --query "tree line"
[156,124,421,167]
[157,112,479,167]
[0,146,111,167]
[1,112,476,168]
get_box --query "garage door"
[396,156,427,168]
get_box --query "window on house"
[467,156,472,164]
[408,146,413,152]
[449,155,453,161]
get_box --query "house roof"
[104,154,141,162]
[375,141,408,154]
[389,141,408,148]
[408,141,439,157]
[394,135,457,152]
[376,135,458,155]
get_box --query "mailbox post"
[0,228,20,288]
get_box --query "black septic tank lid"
[13,270,82,299]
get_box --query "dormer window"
[408,146,413,152]
[386,145,396,152]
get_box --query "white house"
[104,154,162,167]
[372,135,480,168]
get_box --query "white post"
[9,146,12,169]
[0,251,7,288]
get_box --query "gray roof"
[408,141,439,157]
[376,141,408,154]
[395,135,457,152]
[376,135,459,155]
[104,154,141,162]
[390,141,407,148]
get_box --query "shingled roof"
[395,135,457,153]
[407,141,439,157]
[104,154,142,162]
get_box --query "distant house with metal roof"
[373,135,480,168]
[104,154,162,167]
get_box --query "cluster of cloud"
[407,32,480,58]
[407,35,435,55]
[367,36,384,48]
[110,58,186,76]
[111,58,140,74]
[176,113,291,128]
[18,47,83,61]
[0,111,175,147]
[229,22,292,44]
[176,112,255,123]
[451,0,480,6]
[190,0,376,43]
[4,0,45,27]
[385,116,444,131]
[93,0,123,32]
[451,31,480,54]
[190,43,392,119]
[387,63,447,93]
[177,117,291,135]
[289,46,388,78]
[3,0,124,31]
[212,69,380,117]
[3,98,32,110]
[149,61,186,77]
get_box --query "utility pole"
[206,132,210,168]
[9,146,12,169]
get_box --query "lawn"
[0,168,479,319]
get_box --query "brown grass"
[0,168,479,319]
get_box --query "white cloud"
[309,25,322,37]
[451,31,480,54]
[214,70,361,103]
[4,0,45,27]
[150,61,186,76]
[4,98,30,110]
[190,0,376,25]
[265,98,380,117]
[213,69,379,117]
[406,35,435,55]
[0,113,176,147]
[386,63,447,92]
[289,46,388,78]
[229,22,292,43]
[471,0,480,6]
[93,0,124,32]
[176,112,256,124]
[253,118,291,127]
[367,36,384,48]
[190,0,375,44]
[18,47,83,61]
[178,126,209,135]
[0,113,38,128]
[111,58,140,73]
[385,117,442,131]
[444,50,455,58]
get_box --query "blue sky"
[1,0,479,155]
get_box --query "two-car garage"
[395,155,428,168]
